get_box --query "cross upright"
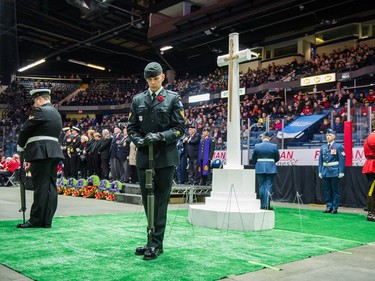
[217,33,258,168]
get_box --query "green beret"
[144,62,162,79]
[30,89,51,100]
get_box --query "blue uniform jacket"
[252,140,280,174]
[318,141,345,177]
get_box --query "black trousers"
[101,157,110,179]
[29,158,60,227]
[137,165,174,249]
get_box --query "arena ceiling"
[7,0,375,79]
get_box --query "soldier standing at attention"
[184,124,201,185]
[60,127,72,177]
[318,129,345,214]
[127,62,185,260]
[69,126,81,178]
[17,89,64,228]
[252,132,280,210]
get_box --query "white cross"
[217,33,258,168]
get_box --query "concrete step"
[115,193,142,205]
[124,184,141,195]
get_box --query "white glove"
[338,173,344,178]
[318,173,322,179]
[17,145,24,152]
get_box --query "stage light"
[68,59,86,66]
[87,63,105,70]
[160,46,173,51]
[68,59,105,71]
[18,59,46,72]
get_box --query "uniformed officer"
[251,131,280,210]
[318,129,345,214]
[127,62,185,260]
[16,89,64,228]
[60,127,72,177]
[69,126,81,178]
[184,124,201,185]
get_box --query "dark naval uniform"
[318,130,345,213]
[17,89,64,228]
[69,127,81,178]
[128,68,185,259]
[252,132,280,210]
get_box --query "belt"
[257,158,275,162]
[323,161,339,166]
[26,136,59,146]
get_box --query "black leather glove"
[144,132,165,144]
[135,138,147,148]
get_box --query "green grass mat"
[0,207,374,281]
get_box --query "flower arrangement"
[82,186,97,198]
[108,180,122,193]
[57,175,126,201]
[81,175,100,198]
[87,175,101,187]
[63,187,75,196]
[57,177,68,194]
[72,189,82,197]
[105,193,115,201]
[67,177,78,189]
[72,178,87,197]
[96,179,110,200]
[95,191,106,199]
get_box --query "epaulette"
[165,89,178,96]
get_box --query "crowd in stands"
[62,78,146,106]
[1,43,375,161]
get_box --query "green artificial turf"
[0,207,374,281]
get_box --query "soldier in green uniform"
[127,62,185,260]
[17,89,64,228]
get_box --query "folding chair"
[5,169,19,187]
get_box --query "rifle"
[18,151,27,224]
[145,143,155,248]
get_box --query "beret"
[144,62,162,79]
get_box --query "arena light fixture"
[68,59,105,71]
[18,59,46,72]
[160,46,173,51]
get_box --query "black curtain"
[246,166,368,208]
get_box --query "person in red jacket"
[0,154,20,186]
[362,131,375,221]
